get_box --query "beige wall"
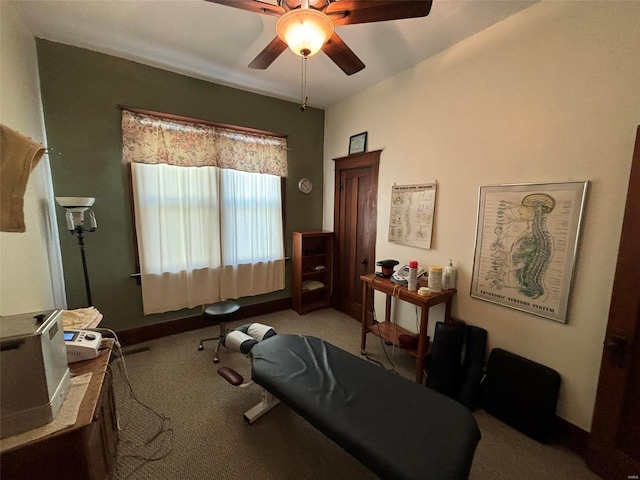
[324,1,640,431]
[0,2,65,315]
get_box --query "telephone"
[391,265,425,285]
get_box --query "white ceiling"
[11,0,537,109]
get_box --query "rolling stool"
[198,300,240,363]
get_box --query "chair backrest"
[425,320,466,398]
[457,325,488,409]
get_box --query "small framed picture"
[349,132,367,155]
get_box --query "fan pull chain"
[300,54,308,112]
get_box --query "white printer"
[0,309,71,439]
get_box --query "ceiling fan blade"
[203,0,285,17]
[248,36,288,69]
[326,0,433,26]
[321,32,365,75]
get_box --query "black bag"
[480,348,560,442]
[457,325,487,410]
[425,320,465,398]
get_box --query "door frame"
[586,126,640,478]
[332,150,381,317]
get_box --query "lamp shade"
[276,8,334,57]
[55,196,95,212]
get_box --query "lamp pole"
[55,198,97,307]
[72,225,93,306]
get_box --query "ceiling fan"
[205,0,433,75]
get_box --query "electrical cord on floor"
[415,306,430,384]
[92,328,174,479]
[363,304,399,374]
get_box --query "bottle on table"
[428,265,443,292]
[408,260,418,292]
[443,259,457,290]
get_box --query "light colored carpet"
[111,308,601,480]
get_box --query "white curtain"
[131,162,285,314]
[219,168,285,300]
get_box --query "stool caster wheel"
[213,357,219,364]
[198,344,204,351]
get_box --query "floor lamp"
[55,197,97,306]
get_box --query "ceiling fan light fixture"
[276,8,334,58]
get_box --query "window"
[219,168,284,266]
[122,109,287,314]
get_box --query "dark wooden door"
[586,126,640,479]
[333,151,380,320]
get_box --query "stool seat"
[204,300,240,318]
[199,300,241,363]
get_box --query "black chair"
[198,300,240,363]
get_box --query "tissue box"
[0,309,70,439]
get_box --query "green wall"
[36,39,325,332]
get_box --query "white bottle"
[408,260,418,292]
[444,259,457,290]
[428,265,443,293]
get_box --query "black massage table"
[247,334,481,480]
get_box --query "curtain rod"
[116,105,288,139]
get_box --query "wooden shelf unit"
[292,231,334,314]
[367,320,428,359]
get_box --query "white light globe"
[276,9,334,57]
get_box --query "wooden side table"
[0,340,118,479]
[360,273,456,383]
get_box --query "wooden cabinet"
[0,342,118,479]
[292,231,334,314]
[360,274,457,383]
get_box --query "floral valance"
[121,110,288,177]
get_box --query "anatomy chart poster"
[388,183,436,249]
[471,182,588,323]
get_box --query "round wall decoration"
[298,178,313,194]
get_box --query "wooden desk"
[360,273,456,383]
[0,341,118,480]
